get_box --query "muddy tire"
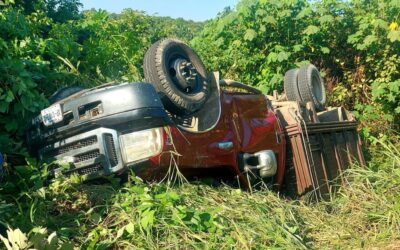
[143,38,210,115]
[284,68,301,102]
[297,64,326,110]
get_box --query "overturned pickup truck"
[26,39,364,197]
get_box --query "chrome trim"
[40,128,124,175]
[218,141,233,150]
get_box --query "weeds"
[0,138,399,249]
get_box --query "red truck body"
[144,91,286,188]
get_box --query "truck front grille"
[77,164,103,175]
[46,136,97,157]
[64,163,103,176]
[104,134,118,167]
[74,150,100,163]
[40,128,122,177]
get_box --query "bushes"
[191,0,400,135]
[1,0,397,150]
[0,1,204,151]
[0,5,50,150]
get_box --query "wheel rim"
[169,58,200,93]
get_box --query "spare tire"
[143,38,211,115]
[284,68,301,102]
[297,64,326,110]
[48,86,85,104]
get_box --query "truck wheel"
[143,38,210,115]
[48,86,85,104]
[284,68,301,102]
[297,64,326,110]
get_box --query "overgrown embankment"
[0,139,399,249]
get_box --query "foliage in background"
[191,0,400,136]
[0,0,398,150]
[0,0,203,151]
[78,9,203,83]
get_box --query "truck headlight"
[119,127,163,164]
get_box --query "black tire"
[284,68,301,102]
[48,86,85,104]
[297,64,326,110]
[143,38,210,115]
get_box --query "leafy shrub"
[0,1,204,151]
[192,0,400,135]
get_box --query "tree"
[46,0,83,22]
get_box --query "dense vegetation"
[192,0,399,137]
[1,139,399,249]
[0,0,399,249]
[0,0,203,150]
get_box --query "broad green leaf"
[359,22,370,30]
[140,210,155,229]
[232,39,242,47]
[255,9,267,17]
[303,25,320,35]
[388,30,400,42]
[293,44,303,52]
[277,51,289,62]
[244,29,257,41]
[263,16,277,25]
[167,191,180,201]
[266,52,278,63]
[319,15,334,24]
[261,68,268,76]
[116,227,124,239]
[278,10,291,18]
[296,7,312,19]
[363,35,378,47]
[388,80,400,92]
[321,47,330,54]
[387,93,396,102]
[374,19,388,29]
[125,222,135,235]
[5,90,14,103]
[347,31,362,44]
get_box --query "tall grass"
[0,138,399,249]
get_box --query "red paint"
[145,91,286,188]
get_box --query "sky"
[80,0,237,21]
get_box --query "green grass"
[0,139,399,249]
